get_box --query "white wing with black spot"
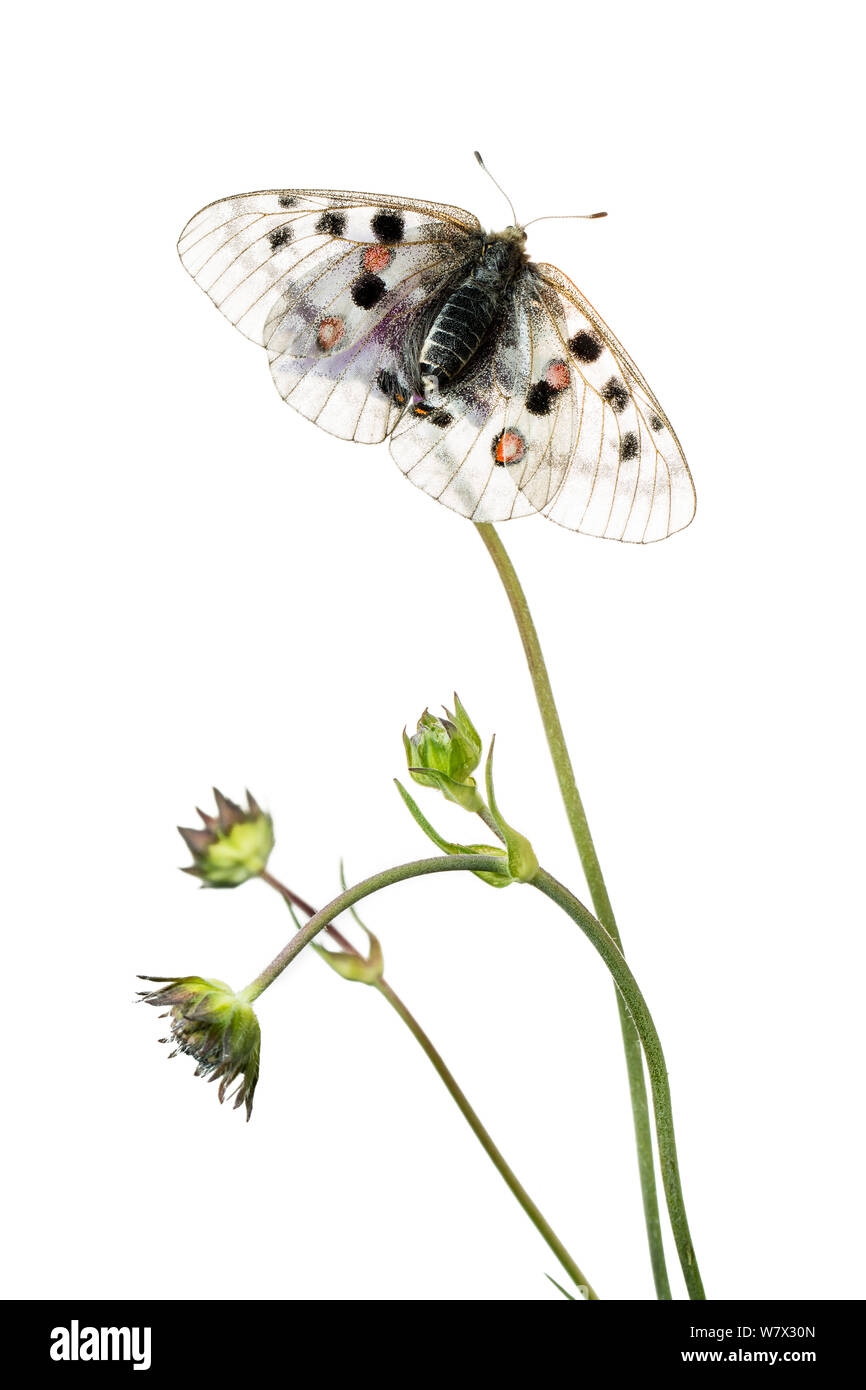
[531,263,696,542]
[388,273,568,521]
[179,188,694,540]
[178,188,479,341]
[178,188,480,442]
[389,262,695,541]
[263,239,461,443]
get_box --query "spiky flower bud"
[178,789,274,887]
[138,976,261,1120]
[403,694,483,812]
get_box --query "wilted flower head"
[403,694,483,812]
[139,975,261,1119]
[179,789,274,887]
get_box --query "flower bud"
[138,975,261,1119]
[179,789,274,887]
[403,694,483,812]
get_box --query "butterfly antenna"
[474,151,520,227]
[523,211,608,227]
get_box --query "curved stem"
[250,853,702,1297]
[259,867,597,1299]
[531,868,705,1300]
[242,855,501,1001]
[475,521,672,1300]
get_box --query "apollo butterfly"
[178,158,695,543]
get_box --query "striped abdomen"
[419,277,501,392]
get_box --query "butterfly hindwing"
[389,262,695,541]
[264,239,471,443]
[388,270,580,522]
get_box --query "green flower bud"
[403,694,483,812]
[138,975,261,1120]
[178,789,274,887]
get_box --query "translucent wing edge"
[178,188,482,243]
[534,262,697,541]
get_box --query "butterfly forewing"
[177,189,481,346]
[532,264,695,541]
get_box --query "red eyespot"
[316,317,345,351]
[363,245,392,273]
[546,360,570,391]
[493,430,526,465]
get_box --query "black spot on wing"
[602,376,629,414]
[371,210,405,243]
[568,331,602,363]
[269,225,294,250]
[649,413,664,432]
[526,380,554,416]
[278,194,299,208]
[619,431,639,461]
[430,409,453,428]
[316,211,347,236]
[352,272,387,309]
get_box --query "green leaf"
[484,737,539,883]
[313,927,384,985]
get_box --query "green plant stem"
[375,976,597,1298]
[242,856,498,1001]
[251,853,703,1298]
[531,868,704,1300]
[475,520,673,1300]
[259,868,597,1299]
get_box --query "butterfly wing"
[389,261,695,541]
[178,190,480,442]
[388,272,562,521]
[529,263,696,542]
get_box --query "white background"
[3,0,864,1301]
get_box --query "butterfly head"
[478,225,529,283]
[492,224,528,246]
